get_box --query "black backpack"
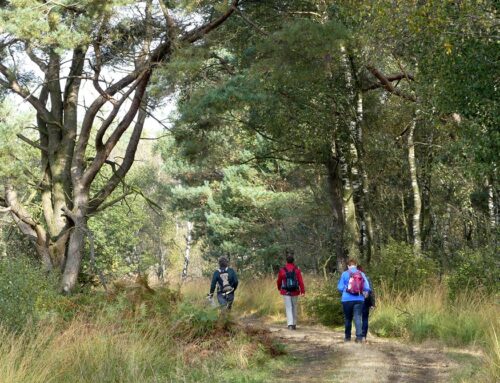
[282,266,299,292]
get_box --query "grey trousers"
[283,295,298,326]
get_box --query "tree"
[0,0,241,292]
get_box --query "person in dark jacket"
[276,250,305,330]
[209,256,239,310]
[358,265,376,341]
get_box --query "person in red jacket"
[277,250,305,330]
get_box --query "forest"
[0,1,498,382]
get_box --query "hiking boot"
[344,338,351,342]
[287,325,293,330]
[292,325,297,330]
[355,337,364,343]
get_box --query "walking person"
[337,259,371,342]
[208,256,239,310]
[358,264,376,341]
[277,250,305,330]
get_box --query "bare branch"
[0,62,55,124]
[365,65,417,102]
[363,73,415,91]
[25,43,48,72]
[17,133,48,153]
[182,0,240,44]
[93,191,134,213]
[88,99,149,213]
[235,7,269,36]
[95,75,144,149]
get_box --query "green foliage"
[0,256,58,331]
[303,277,344,326]
[369,305,408,338]
[370,240,437,291]
[0,101,38,186]
[447,246,500,299]
[173,302,223,338]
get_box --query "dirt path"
[242,319,457,383]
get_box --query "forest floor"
[241,317,482,383]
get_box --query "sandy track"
[243,319,456,383]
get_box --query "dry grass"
[0,281,287,383]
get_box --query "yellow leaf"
[444,42,453,55]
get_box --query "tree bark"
[408,117,422,256]
[181,221,194,280]
[340,47,360,260]
[325,150,347,272]
[487,176,497,229]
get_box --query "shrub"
[0,257,59,331]
[447,246,500,299]
[370,240,436,292]
[303,276,344,326]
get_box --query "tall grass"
[234,276,286,318]
[0,282,286,383]
[370,281,500,382]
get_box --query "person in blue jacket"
[208,256,239,310]
[337,259,371,343]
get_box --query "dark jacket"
[364,276,376,307]
[210,267,238,295]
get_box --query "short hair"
[347,259,358,266]
[218,256,229,268]
[357,264,364,272]
[286,255,295,264]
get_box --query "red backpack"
[346,270,364,295]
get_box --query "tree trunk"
[325,150,347,272]
[408,117,422,256]
[181,221,194,280]
[351,90,375,264]
[487,176,497,229]
[442,200,452,270]
[340,157,360,259]
[61,217,86,293]
[60,190,88,293]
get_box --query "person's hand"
[207,293,213,299]
[363,291,369,298]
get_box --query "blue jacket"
[210,267,239,295]
[337,267,371,302]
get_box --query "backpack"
[282,266,299,292]
[346,270,364,295]
[219,269,234,294]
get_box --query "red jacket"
[277,263,305,296]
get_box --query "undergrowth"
[0,278,287,383]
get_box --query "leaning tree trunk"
[407,117,422,256]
